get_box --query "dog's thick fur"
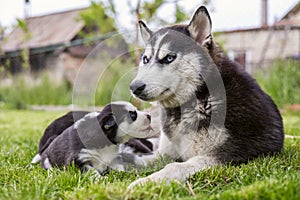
[129,6,284,187]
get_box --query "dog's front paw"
[127,172,168,189]
[127,177,150,189]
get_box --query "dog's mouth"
[141,125,154,132]
[160,88,171,96]
[138,88,171,101]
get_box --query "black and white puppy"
[31,101,154,174]
[31,111,90,163]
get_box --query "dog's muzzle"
[130,80,146,97]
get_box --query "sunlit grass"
[0,109,299,199]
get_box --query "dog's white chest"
[160,109,228,161]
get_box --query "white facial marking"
[157,42,171,60]
[107,101,155,143]
[143,46,152,63]
[117,108,154,142]
[133,38,203,107]
[153,31,168,53]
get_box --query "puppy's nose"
[146,114,151,122]
[130,81,146,96]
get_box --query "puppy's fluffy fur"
[32,101,154,174]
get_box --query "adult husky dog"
[129,6,284,187]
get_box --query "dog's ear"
[139,20,153,43]
[187,6,213,49]
[102,115,116,130]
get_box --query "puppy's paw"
[31,154,41,164]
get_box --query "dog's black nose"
[130,81,146,96]
[146,114,151,122]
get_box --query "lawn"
[0,109,299,200]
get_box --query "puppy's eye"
[142,55,149,64]
[129,111,137,121]
[160,54,177,64]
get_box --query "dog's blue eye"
[129,111,137,121]
[166,55,174,62]
[160,54,177,64]
[142,56,149,64]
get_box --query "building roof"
[2,8,87,52]
[219,1,300,34]
[274,2,300,27]
[279,2,300,21]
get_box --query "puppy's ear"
[103,115,116,130]
[139,20,153,43]
[187,6,213,49]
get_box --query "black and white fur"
[32,101,154,174]
[128,6,284,187]
[31,110,89,164]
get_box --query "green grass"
[0,109,299,199]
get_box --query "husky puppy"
[31,110,154,164]
[31,111,89,164]
[32,101,154,174]
[129,6,284,187]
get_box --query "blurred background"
[0,0,299,110]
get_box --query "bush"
[94,60,151,110]
[254,59,300,108]
[0,73,72,109]
[0,61,150,110]
[94,60,133,105]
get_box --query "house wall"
[217,28,300,73]
[45,52,84,84]
[0,52,85,87]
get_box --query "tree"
[0,23,5,75]
[79,1,116,38]
[84,0,212,65]
[16,18,32,72]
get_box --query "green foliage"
[95,60,133,105]
[15,18,32,70]
[254,59,300,108]
[20,48,30,70]
[213,31,227,53]
[106,0,116,15]
[94,59,151,109]
[282,110,300,136]
[140,0,189,24]
[175,4,188,23]
[16,18,32,41]
[142,0,164,20]
[79,2,116,38]
[0,74,72,109]
[144,0,211,23]
[0,60,148,109]
[16,18,29,32]
[0,110,299,199]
